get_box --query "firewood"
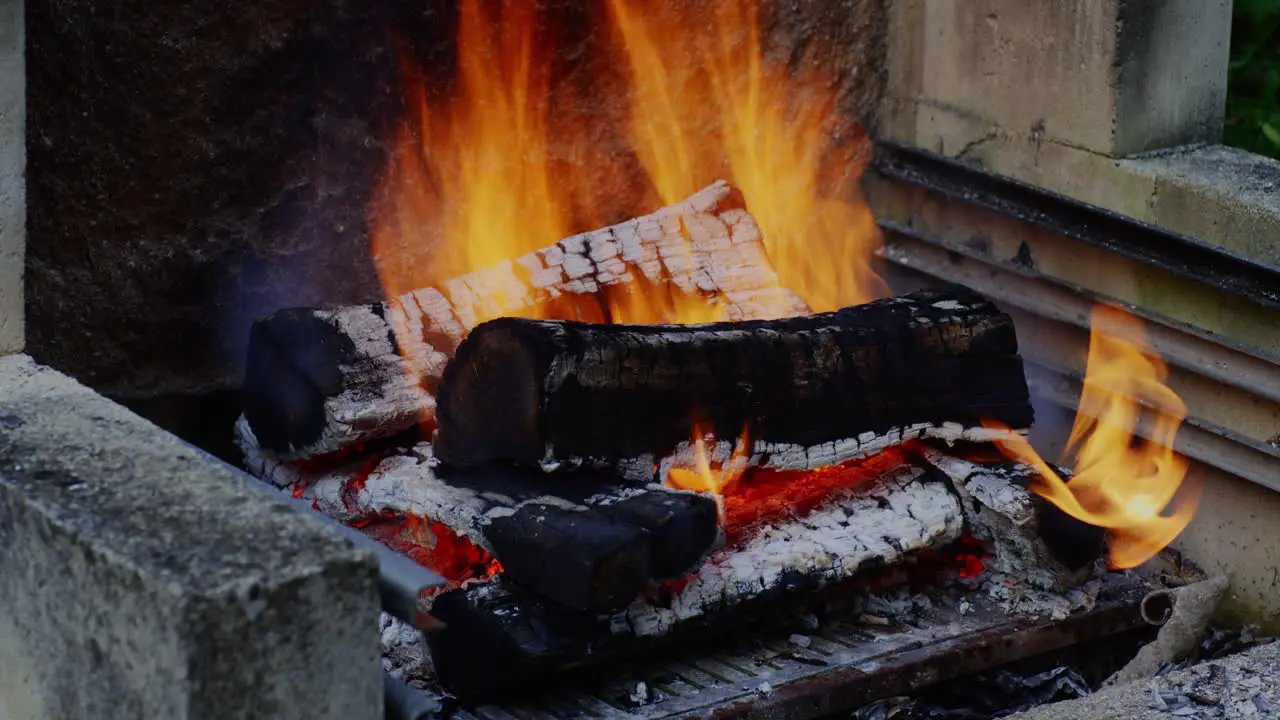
[270,440,721,612]
[240,180,808,460]
[912,444,1106,587]
[425,456,966,699]
[434,284,1035,470]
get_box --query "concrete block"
[0,0,23,354]
[1005,641,1280,719]
[0,355,381,719]
[1123,145,1280,268]
[1173,464,1280,635]
[887,0,1231,158]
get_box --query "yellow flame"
[370,0,883,331]
[605,0,884,312]
[666,427,752,523]
[987,305,1200,569]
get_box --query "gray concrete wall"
[885,0,1231,159]
[0,0,22,354]
[881,0,1280,273]
[0,354,382,719]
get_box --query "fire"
[666,426,752,499]
[369,0,881,329]
[605,0,883,312]
[365,513,503,585]
[369,0,567,311]
[987,306,1200,570]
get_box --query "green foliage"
[1226,0,1280,158]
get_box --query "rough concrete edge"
[1001,640,1279,720]
[0,354,383,718]
[0,0,24,354]
[1118,143,1280,268]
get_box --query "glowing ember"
[364,514,503,585]
[986,305,1201,569]
[666,429,915,546]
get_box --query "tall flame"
[988,306,1200,569]
[370,0,568,311]
[605,0,884,311]
[369,0,883,323]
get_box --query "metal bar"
[702,592,1156,720]
[878,220,1280,402]
[276,491,449,631]
[871,141,1280,308]
[201,447,450,630]
[877,225,1280,493]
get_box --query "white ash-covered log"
[433,284,1035,470]
[425,452,966,699]
[241,181,808,460]
[417,446,1109,699]
[264,439,721,613]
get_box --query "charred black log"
[272,442,722,612]
[603,491,721,578]
[434,284,1034,469]
[238,181,807,460]
[484,503,651,612]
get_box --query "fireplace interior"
[8,1,1280,719]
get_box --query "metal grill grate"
[440,587,1155,720]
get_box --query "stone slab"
[1004,641,1279,719]
[885,0,1231,157]
[0,354,381,719]
[0,0,23,354]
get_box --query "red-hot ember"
[364,514,503,585]
[721,448,912,546]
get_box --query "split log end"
[601,490,723,579]
[485,504,652,613]
[434,319,545,468]
[242,310,356,454]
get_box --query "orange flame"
[987,306,1200,569]
[369,0,882,326]
[666,426,752,497]
[369,0,568,313]
[605,0,884,312]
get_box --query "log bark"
[240,180,808,460]
[425,457,965,699]
[434,284,1035,470]
[246,435,721,612]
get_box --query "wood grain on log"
[434,284,1034,470]
[268,440,721,612]
[240,181,808,460]
[425,456,965,699]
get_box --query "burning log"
[434,284,1035,471]
[240,181,808,460]
[279,441,721,612]
[425,456,966,699]
[913,445,1107,588]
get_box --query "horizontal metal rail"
[872,141,1280,309]
[204,448,450,630]
[877,224,1280,492]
